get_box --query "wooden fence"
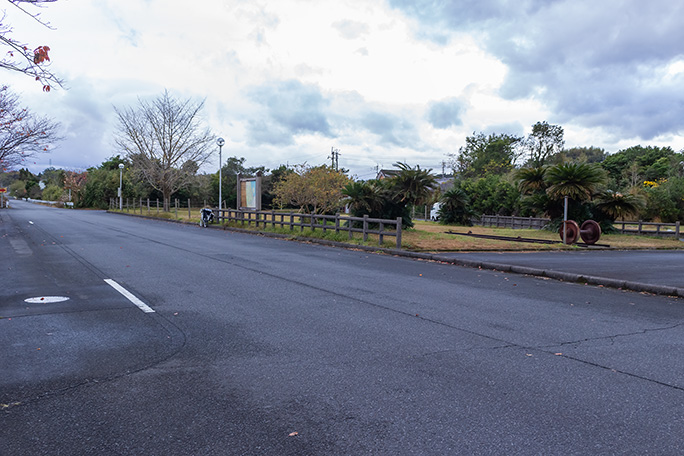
[474,214,681,238]
[475,215,550,229]
[614,220,680,237]
[217,209,403,249]
[110,198,207,219]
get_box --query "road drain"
[24,296,70,303]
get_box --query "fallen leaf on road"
[289,432,299,437]
[554,353,562,356]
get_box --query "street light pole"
[217,137,225,209]
[118,163,124,210]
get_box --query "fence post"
[271,210,276,229]
[379,221,384,245]
[147,198,150,214]
[335,213,340,234]
[126,198,129,212]
[174,199,178,219]
[363,215,369,241]
[676,221,680,238]
[638,220,643,235]
[396,217,402,249]
[290,213,294,231]
[139,198,142,214]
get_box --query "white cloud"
[3,0,683,178]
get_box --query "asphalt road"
[442,250,684,289]
[1,200,683,455]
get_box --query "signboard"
[236,172,262,210]
[240,180,256,208]
[0,188,6,193]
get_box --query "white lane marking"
[25,296,70,303]
[9,238,32,255]
[104,279,155,313]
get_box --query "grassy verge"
[406,220,683,251]
[109,208,683,251]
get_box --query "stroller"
[199,208,215,227]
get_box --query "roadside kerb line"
[104,279,155,313]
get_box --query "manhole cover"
[24,296,70,303]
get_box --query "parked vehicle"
[430,202,441,221]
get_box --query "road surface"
[1,200,683,455]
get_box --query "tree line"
[1,89,683,229]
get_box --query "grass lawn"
[110,208,684,252]
[405,220,684,252]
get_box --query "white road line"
[104,279,155,313]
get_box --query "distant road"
[2,200,683,455]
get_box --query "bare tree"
[0,85,61,170]
[1,0,62,90]
[115,90,214,211]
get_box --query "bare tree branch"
[115,90,215,211]
[0,85,61,170]
[1,1,63,90]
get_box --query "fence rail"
[474,214,681,238]
[614,220,680,237]
[475,215,550,230]
[217,209,403,249]
[109,197,207,219]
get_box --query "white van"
[430,202,441,221]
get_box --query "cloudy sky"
[5,0,684,179]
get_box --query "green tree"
[594,190,645,221]
[641,177,684,222]
[438,187,475,225]
[457,175,520,216]
[544,162,607,201]
[601,145,678,190]
[40,167,65,187]
[80,157,136,208]
[550,146,606,165]
[342,179,412,227]
[41,183,63,201]
[390,162,437,209]
[453,132,522,178]
[273,164,350,214]
[517,162,608,221]
[524,121,564,168]
[9,179,26,198]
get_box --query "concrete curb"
[107,211,684,299]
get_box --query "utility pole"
[329,147,341,171]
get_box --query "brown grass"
[111,208,683,252]
[405,220,683,251]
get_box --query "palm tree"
[544,162,607,201]
[594,190,645,220]
[438,187,475,225]
[342,180,386,215]
[390,162,438,212]
[516,166,547,195]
